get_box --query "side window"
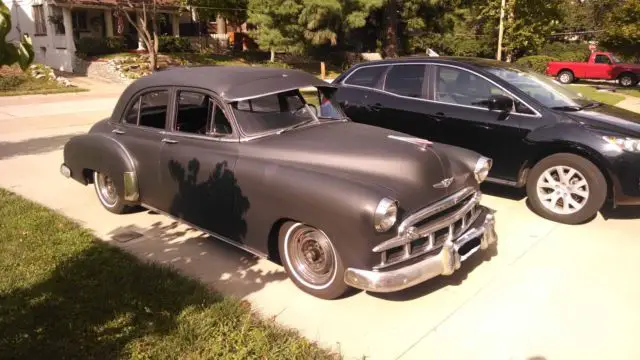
[175,91,211,135]
[344,66,388,88]
[139,90,169,129]
[211,103,233,135]
[124,97,140,124]
[384,64,426,98]
[594,55,611,64]
[435,66,508,108]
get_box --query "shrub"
[0,73,27,90]
[75,36,125,57]
[158,36,193,53]
[515,55,558,73]
[539,42,591,62]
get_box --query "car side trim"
[485,176,519,187]
[140,203,268,259]
[340,62,542,118]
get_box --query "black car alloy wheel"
[526,153,607,225]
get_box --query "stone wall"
[74,58,133,85]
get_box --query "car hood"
[562,103,640,137]
[241,121,479,213]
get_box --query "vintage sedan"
[60,66,497,299]
[334,57,640,225]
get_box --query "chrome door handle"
[112,129,126,134]
[161,138,178,144]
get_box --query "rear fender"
[63,133,139,202]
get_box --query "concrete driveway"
[2,94,640,360]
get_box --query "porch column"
[62,7,75,53]
[136,11,145,50]
[172,13,180,37]
[216,14,226,35]
[104,9,114,37]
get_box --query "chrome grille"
[373,187,481,270]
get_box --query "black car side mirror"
[487,94,514,112]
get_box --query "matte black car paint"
[333,57,640,206]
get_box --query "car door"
[586,54,614,79]
[373,63,444,140]
[425,65,539,182]
[158,88,242,241]
[112,88,170,209]
[334,65,390,127]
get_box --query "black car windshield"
[231,88,345,136]
[486,67,593,108]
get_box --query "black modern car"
[60,66,498,299]
[333,57,640,224]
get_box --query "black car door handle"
[112,129,126,135]
[161,138,178,144]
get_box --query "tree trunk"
[383,0,399,57]
[270,48,275,62]
[149,52,157,70]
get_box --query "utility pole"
[496,0,506,61]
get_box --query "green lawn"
[0,77,87,97]
[617,87,640,98]
[0,189,338,360]
[569,85,626,106]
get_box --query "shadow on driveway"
[0,134,76,160]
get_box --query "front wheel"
[279,222,350,299]
[93,171,130,214]
[526,153,607,225]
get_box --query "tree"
[0,1,34,70]
[599,0,640,61]
[247,0,341,61]
[115,0,161,70]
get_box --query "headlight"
[374,197,398,232]
[474,157,493,183]
[603,136,640,153]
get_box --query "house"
[3,0,244,73]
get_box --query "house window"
[32,5,47,35]
[50,7,65,35]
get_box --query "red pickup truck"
[545,51,640,87]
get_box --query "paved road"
[2,95,640,360]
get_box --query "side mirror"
[487,94,514,112]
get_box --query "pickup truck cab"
[546,51,640,87]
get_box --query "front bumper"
[343,208,497,292]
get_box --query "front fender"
[236,159,395,269]
[63,133,139,202]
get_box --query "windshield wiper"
[276,119,315,134]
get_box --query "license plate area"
[457,236,481,262]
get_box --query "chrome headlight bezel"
[474,157,493,183]
[603,135,640,153]
[374,197,398,232]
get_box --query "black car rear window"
[344,66,388,88]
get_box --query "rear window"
[344,66,388,88]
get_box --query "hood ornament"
[433,177,454,189]
[387,135,432,151]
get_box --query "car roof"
[347,56,525,72]
[124,66,333,102]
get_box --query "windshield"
[231,87,345,136]
[486,67,593,108]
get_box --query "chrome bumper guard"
[343,208,497,292]
[60,164,71,178]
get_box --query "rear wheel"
[557,70,574,84]
[618,73,638,88]
[526,153,607,225]
[279,222,350,299]
[93,171,130,214]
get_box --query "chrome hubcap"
[536,166,589,215]
[96,172,118,207]
[286,225,336,288]
[621,77,632,86]
[560,73,570,83]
